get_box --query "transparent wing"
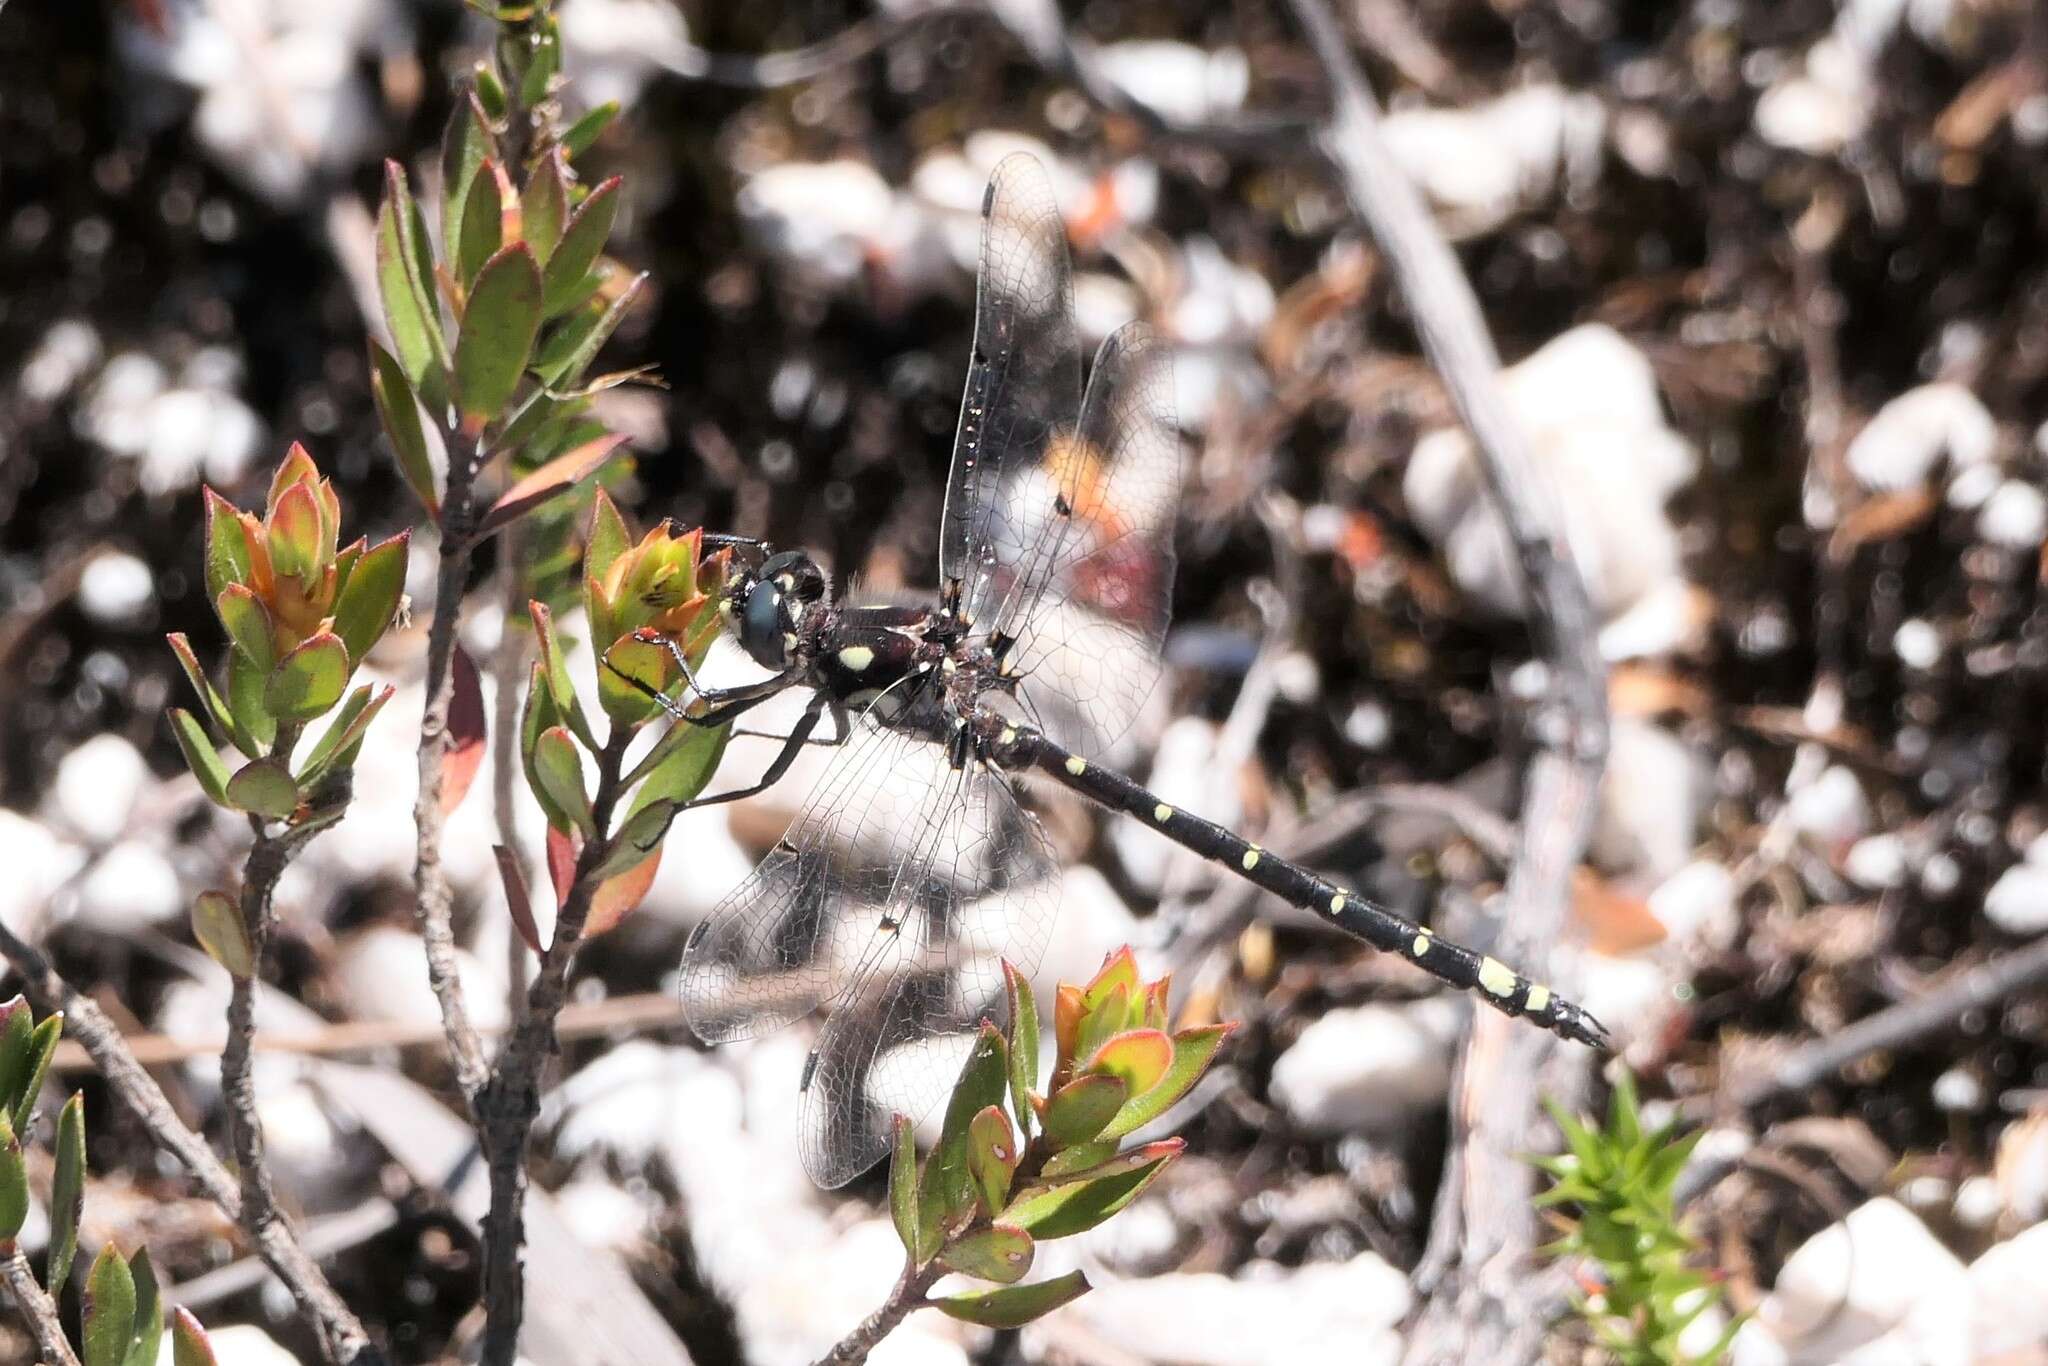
[941,152,1081,626]
[679,679,948,1044]
[796,759,1059,1188]
[987,322,1181,758]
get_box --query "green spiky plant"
[0,1000,224,1366]
[1531,1071,1742,1366]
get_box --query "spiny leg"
[680,690,840,810]
[604,629,801,723]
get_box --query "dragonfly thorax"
[727,549,828,670]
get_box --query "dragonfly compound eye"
[738,579,791,670]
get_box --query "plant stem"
[0,1244,82,1366]
[412,437,489,1097]
[475,728,633,1366]
[0,924,384,1365]
[814,1258,948,1366]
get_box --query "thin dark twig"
[1,1247,81,1366]
[475,728,633,1366]
[814,1259,947,1366]
[412,433,489,1098]
[1273,0,1608,1356]
[0,922,385,1366]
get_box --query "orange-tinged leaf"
[1052,983,1084,1078]
[1001,1143,1180,1240]
[171,1307,219,1366]
[265,478,324,584]
[202,486,254,602]
[215,583,277,672]
[190,890,254,979]
[1082,947,1141,1011]
[967,1103,1018,1214]
[494,845,543,954]
[542,176,622,317]
[583,842,661,937]
[266,441,320,510]
[477,433,630,540]
[1083,1028,1172,1098]
[1103,1023,1236,1138]
[441,643,486,815]
[225,757,300,819]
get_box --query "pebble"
[1647,859,1738,949]
[1381,85,1606,239]
[77,551,155,625]
[1977,479,2048,549]
[1754,39,1874,154]
[1784,764,1870,850]
[1269,998,1461,1135]
[17,318,101,404]
[1089,40,1250,125]
[1984,861,2048,935]
[49,733,149,846]
[738,159,920,291]
[328,925,509,1032]
[1843,383,1996,494]
[1733,1197,1969,1366]
[558,0,699,107]
[555,1177,652,1254]
[1968,1221,2048,1358]
[1025,1253,1411,1365]
[1112,715,1235,895]
[1590,718,1704,881]
[75,839,183,932]
[1952,1175,2003,1229]
[1892,618,1942,670]
[156,1324,302,1366]
[1575,951,1675,1040]
[0,811,86,937]
[1843,833,1909,889]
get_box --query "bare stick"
[813,1259,946,1366]
[1,1246,81,1366]
[1274,0,1608,1355]
[0,922,384,1366]
[412,435,489,1098]
[475,730,633,1366]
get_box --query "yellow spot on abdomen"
[1065,755,1087,776]
[1477,957,1516,998]
[1154,804,1174,822]
[1526,984,1552,1014]
[1242,846,1261,870]
[837,645,876,673]
[1330,894,1346,913]
[1411,934,1431,957]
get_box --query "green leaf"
[542,177,621,317]
[215,584,276,673]
[588,799,674,882]
[518,15,560,106]
[527,600,597,748]
[1083,1029,1173,1098]
[0,1001,30,1123]
[967,1104,1018,1215]
[531,725,595,836]
[533,270,645,388]
[1040,1072,1126,1148]
[225,758,300,820]
[1103,1023,1233,1138]
[938,1223,1034,1285]
[522,148,570,264]
[265,630,351,723]
[227,647,277,755]
[10,1015,60,1138]
[931,1270,1089,1328]
[440,94,497,271]
[597,630,675,727]
[375,160,449,404]
[201,488,254,603]
[1039,1139,1119,1181]
[520,661,576,832]
[626,718,729,811]
[298,684,394,787]
[457,158,505,289]
[585,489,631,587]
[82,1244,137,1366]
[1001,1145,1178,1241]
[48,1093,84,1299]
[1072,982,1129,1069]
[170,1308,219,1366]
[560,101,619,160]
[888,1113,924,1263]
[331,533,409,668]
[167,708,234,808]
[368,340,440,517]
[124,1249,163,1366]
[1003,962,1040,1140]
[0,1112,25,1241]
[190,890,255,979]
[920,1024,1011,1244]
[456,242,545,432]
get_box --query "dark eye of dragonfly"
[735,577,791,670]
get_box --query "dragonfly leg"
[604,631,801,721]
[680,689,834,809]
[732,697,850,749]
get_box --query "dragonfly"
[635,153,1607,1188]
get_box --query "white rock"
[1739,1197,1970,1366]
[1090,41,1250,125]
[1026,1253,1411,1366]
[1892,618,1942,670]
[1843,383,1996,494]
[259,1080,373,1214]
[77,552,154,624]
[1968,1222,2048,1357]
[1169,238,1274,348]
[1028,865,1147,1011]
[745,1219,976,1366]
[1647,859,1737,948]
[559,0,699,107]
[554,1177,651,1253]
[1978,479,2047,549]
[0,812,87,937]
[1754,41,1874,154]
[1382,85,1606,239]
[156,1324,302,1366]
[738,160,910,289]
[1785,764,1870,850]
[17,318,101,404]
[2028,830,2048,866]
[1952,1175,2002,1229]
[328,925,508,1032]
[80,352,167,456]
[75,839,183,931]
[49,733,149,845]
[1844,834,1909,889]
[1269,998,1461,1135]
[1591,718,1703,880]
[1575,951,1674,1040]
[1999,1115,2048,1224]
[1931,1067,1983,1112]
[1111,716,1235,894]
[1985,862,2048,935]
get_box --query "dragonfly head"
[728,549,828,671]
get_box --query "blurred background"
[4,0,2048,1362]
